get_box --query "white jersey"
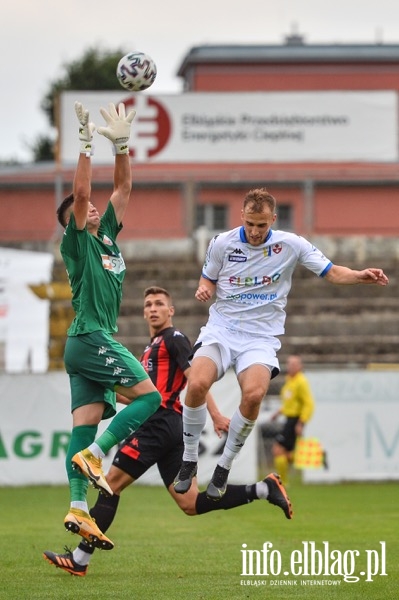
[202,226,332,336]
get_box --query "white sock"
[255,480,269,499]
[70,501,89,512]
[73,547,92,566]
[182,404,207,462]
[218,408,256,470]
[87,442,105,459]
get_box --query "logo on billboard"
[123,96,172,160]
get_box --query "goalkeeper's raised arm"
[97,102,136,224]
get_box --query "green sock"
[67,424,97,502]
[95,391,161,453]
[94,430,118,455]
[70,478,89,503]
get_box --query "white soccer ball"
[116,51,157,92]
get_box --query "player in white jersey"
[173,188,389,501]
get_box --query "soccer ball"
[116,51,157,92]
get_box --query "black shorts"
[112,408,183,488]
[275,416,299,452]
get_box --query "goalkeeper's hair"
[56,194,74,228]
[244,188,276,214]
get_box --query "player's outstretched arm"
[97,102,136,224]
[73,101,96,230]
[325,264,389,286]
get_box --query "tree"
[33,46,127,161]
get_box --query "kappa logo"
[113,366,126,376]
[229,248,247,263]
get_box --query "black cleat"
[265,472,293,519]
[173,461,198,494]
[206,464,230,500]
[43,547,87,577]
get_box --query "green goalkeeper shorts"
[64,331,149,419]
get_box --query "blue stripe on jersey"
[320,262,333,277]
[239,226,273,244]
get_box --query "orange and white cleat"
[64,507,114,550]
[71,449,113,497]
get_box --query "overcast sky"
[3,0,399,162]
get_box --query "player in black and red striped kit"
[43,286,291,576]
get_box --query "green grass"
[0,481,397,599]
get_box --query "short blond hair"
[244,188,276,213]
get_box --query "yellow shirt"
[280,372,314,423]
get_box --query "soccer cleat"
[173,461,198,494]
[71,449,113,497]
[64,507,114,550]
[206,464,230,500]
[265,472,293,520]
[43,547,87,577]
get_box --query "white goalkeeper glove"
[75,101,96,156]
[97,102,136,155]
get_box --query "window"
[196,204,227,232]
[276,203,293,230]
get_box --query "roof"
[177,39,399,76]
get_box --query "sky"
[3,0,399,162]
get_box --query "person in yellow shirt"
[271,355,314,486]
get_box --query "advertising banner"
[0,370,257,487]
[0,248,53,373]
[60,90,398,164]
[303,370,399,482]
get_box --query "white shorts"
[193,322,281,380]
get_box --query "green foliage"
[29,134,57,162]
[31,46,126,162]
[0,482,398,599]
[42,46,127,126]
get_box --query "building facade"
[1,36,399,248]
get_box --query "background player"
[271,354,315,486]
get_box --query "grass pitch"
[0,481,397,599]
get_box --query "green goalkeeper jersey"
[61,202,125,336]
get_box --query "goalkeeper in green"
[53,101,161,551]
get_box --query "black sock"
[195,485,252,514]
[245,483,258,501]
[78,493,120,555]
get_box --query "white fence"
[1,369,398,486]
[0,370,256,487]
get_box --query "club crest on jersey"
[102,234,113,246]
[272,243,283,254]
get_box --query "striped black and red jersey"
[140,326,192,414]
